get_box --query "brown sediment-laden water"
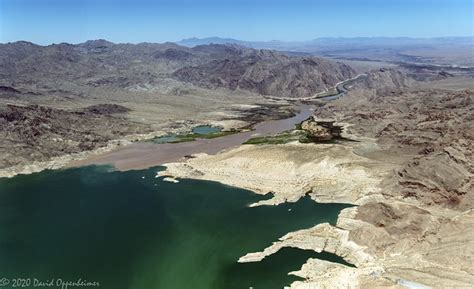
[69,104,314,171]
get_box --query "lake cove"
[0,165,351,289]
[192,125,222,135]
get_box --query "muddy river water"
[70,104,314,171]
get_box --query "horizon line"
[2,35,474,46]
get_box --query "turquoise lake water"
[151,125,222,144]
[192,125,222,135]
[0,166,351,289]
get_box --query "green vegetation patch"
[244,130,312,145]
[243,120,350,145]
[243,121,315,145]
[149,127,240,144]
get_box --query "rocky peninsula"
[159,69,474,288]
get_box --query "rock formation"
[300,118,343,141]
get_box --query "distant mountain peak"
[177,37,246,47]
[80,39,115,48]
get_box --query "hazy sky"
[1,0,473,44]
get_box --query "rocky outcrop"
[300,118,343,141]
[351,68,411,96]
[238,221,373,266]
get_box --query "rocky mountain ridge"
[0,40,355,99]
[0,103,151,169]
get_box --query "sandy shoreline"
[158,141,387,206]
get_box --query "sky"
[0,0,473,44]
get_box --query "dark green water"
[0,166,351,289]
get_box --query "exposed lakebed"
[0,166,351,289]
[69,105,314,171]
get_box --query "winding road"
[266,73,367,101]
